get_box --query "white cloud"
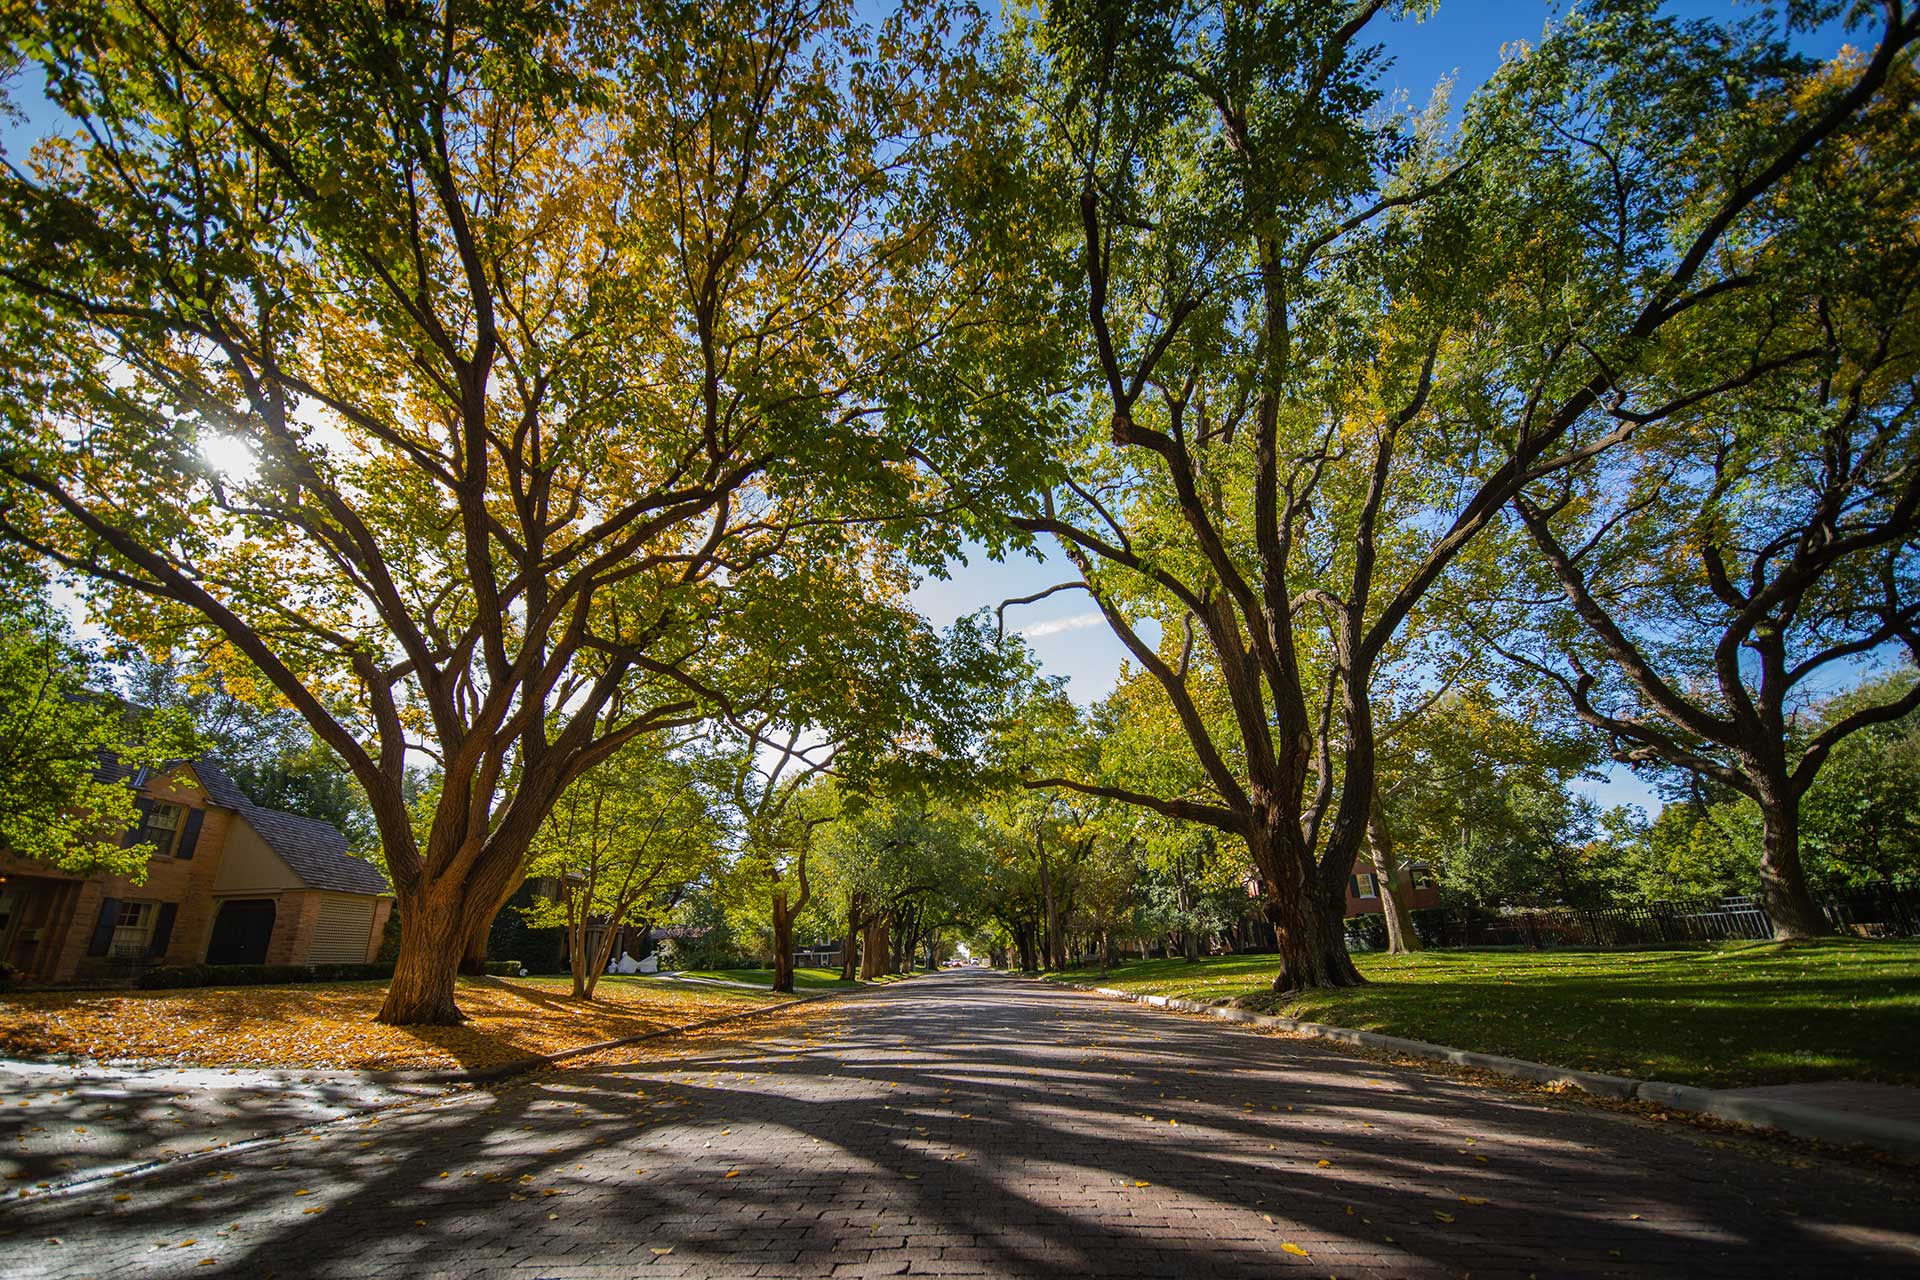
[1018,610,1107,640]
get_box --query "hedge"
[137,962,396,989]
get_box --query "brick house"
[1342,859,1443,917]
[0,757,392,984]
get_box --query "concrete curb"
[4,986,847,1205]
[1043,976,1920,1162]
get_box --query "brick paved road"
[2,971,1916,1279]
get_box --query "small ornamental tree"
[520,739,726,1001]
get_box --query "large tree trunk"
[1036,834,1065,971]
[860,917,889,981]
[456,863,526,976]
[1756,792,1832,940]
[1367,792,1422,955]
[1265,885,1363,993]
[378,882,468,1025]
[1247,821,1363,994]
[840,894,863,982]
[771,888,796,994]
[1014,921,1036,973]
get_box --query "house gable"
[211,812,305,895]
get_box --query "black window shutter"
[121,798,156,848]
[87,898,122,956]
[146,903,178,958]
[174,809,204,860]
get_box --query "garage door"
[309,896,376,964]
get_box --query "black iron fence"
[1343,879,1920,951]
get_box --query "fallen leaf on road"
[1433,1211,1455,1223]
[724,1170,740,1178]
[1282,1242,1309,1257]
[1460,1197,1487,1206]
[1316,1160,1331,1168]
[651,1247,674,1256]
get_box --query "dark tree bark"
[1366,790,1422,955]
[769,847,811,995]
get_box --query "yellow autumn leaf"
[724,1170,741,1178]
[1461,1196,1487,1205]
[1433,1211,1455,1223]
[1316,1159,1332,1168]
[1282,1242,1310,1257]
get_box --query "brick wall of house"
[265,890,325,966]
[1342,863,1443,918]
[43,771,232,982]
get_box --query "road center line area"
[2,972,1915,1279]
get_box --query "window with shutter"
[129,803,184,854]
[87,897,123,956]
[120,799,155,848]
[109,901,156,959]
[173,808,205,860]
[146,903,178,958]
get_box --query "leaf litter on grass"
[0,978,793,1070]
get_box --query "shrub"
[484,960,524,976]
[137,962,396,989]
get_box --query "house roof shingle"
[185,758,391,897]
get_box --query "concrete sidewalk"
[1,1059,448,1195]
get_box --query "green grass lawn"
[1044,941,1920,1089]
[505,974,780,1003]
[668,967,861,990]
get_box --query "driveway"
[1,971,1914,1277]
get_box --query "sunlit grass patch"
[666,967,861,990]
[1045,941,1920,1088]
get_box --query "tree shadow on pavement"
[3,973,1916,1280]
